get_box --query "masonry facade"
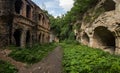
[0,0,50,47]
[76,0,120,54]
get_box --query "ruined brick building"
[0,0,50,47]
[76,0,120,54]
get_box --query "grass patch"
[61,42,120,73]
[9,43,57,64]
[0,59,18,73]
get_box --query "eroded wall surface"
[0,0,50,47]
[76,0,120,54]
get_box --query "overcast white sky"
[32,0,74,17]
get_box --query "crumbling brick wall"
[0,0,50,48]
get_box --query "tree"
[49,0,99,41]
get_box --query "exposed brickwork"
[0,0,50,47]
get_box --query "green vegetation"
[84,7,105,23]
[61,42,120,73]
[9,43,57,64]
[50,15,75,40]
[0,60,18,73]
[71,0,98,20]
[49,0,99,41]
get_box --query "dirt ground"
[0,46,63,73]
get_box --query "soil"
[0,46,63,73]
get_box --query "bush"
[9,43,57,64]
[62,43,120,73]
[0,60,18,73]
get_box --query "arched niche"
[26,30,31,46]
[93,26,115,51]
[13,29,22,46]
[15,0,23,14]
[38,14,42,20]
[26,5,31,18]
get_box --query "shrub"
[9,43,56,64]
[0,60,18,73]
[62,43,120,73]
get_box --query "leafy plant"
[61,42,120,73]
[9,43,57,64]
[0,60,18,73]
[49,0,99,41]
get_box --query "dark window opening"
[32,35,34,43]
[42,34,45,43]
[38,14,42,20]
[13,29,22,46]
[39,33,41,42]
[26,31,30,45]
[26,5,31,18]
[42,17,45,25]
[15,0,23,14]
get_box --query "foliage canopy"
[49,0,98,40]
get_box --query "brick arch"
[103,0,115,11]
[42,16,45,25]
[93,26,115,51]
[39,13,44,25]
[38,13,43,20]
[42,14,47,26]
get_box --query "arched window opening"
[39,33,41,43]
[13,29,22,46]
[42,34,45,43]
[38,14,42,20]
[26,30,30,45]
[26,5,31,18]
[15,0,23,14]
[42,17,45,25]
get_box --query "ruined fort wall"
[0,0,50,48]
[77,0,120,54]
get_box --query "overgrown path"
[26,46,63,73]
[0,46,63,73]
